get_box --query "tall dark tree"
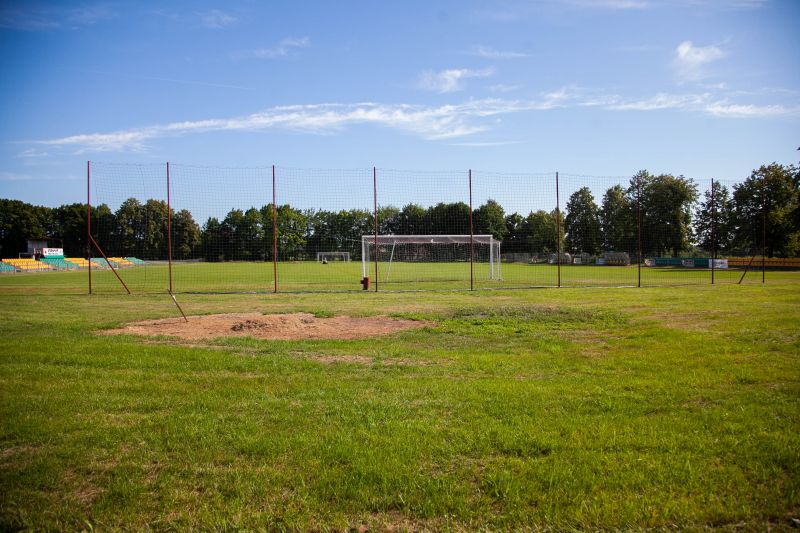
[523,210,561,255]
[425,202,470,235]
[473,199,508,241]
[635,172,698,257]
[0,199,46,256]
[172,209,201,259]
[201,217,223,262]
[564,187,601,255]
[394,204,427,235]
[114,198,144,257]
[600,185,634,254]
[731,163,799,257]
[694,183,733,255]
[503,213,526,253]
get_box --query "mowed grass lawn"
[0,260,770,294]
[0,276,798,530]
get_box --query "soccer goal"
[316,251,351,263]
[362,235,502,284]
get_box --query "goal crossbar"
[361,234,502,281]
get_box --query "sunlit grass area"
[1,276,798,529]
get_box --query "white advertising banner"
[42,248,64,257]
[709,259,729,269]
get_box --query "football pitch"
[0,260,775,294]
[0,273,798,530]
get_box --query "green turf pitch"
[0,260,774,294]
[0,275,798,530]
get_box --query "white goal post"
[361,235,502,281]
[316,251,351,262]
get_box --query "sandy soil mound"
[102,312,428,341]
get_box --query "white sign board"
[709,259,728,269]
[681,259,695,268]
[42,248,64,257]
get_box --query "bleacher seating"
[65,258,104,268]
[40,257,79,270]
[124,257,146,265]
[1,258,54,272]
[108,257,134,266]
[0,261,16,272]
[92,257,119,268]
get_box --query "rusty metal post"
[556,171,561,288]
[762,174,766,284]
[273,165,278,293]
[373,166,378,292]
[469,169,474,291]
[167,162,173,294]
[87,161,92,294]
[710,178,715,285]
[636,174,642,288]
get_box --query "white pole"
[489,237,494,279]
[361,237,366,278]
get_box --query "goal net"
[316,251,350,262]
[362,235,502,286]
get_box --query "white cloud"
[199,9,236,29]
[674,41,726,81]
[705,102,798,118]
[418,68,495,93]
[32,89,798,153]
[563,0,649,8]
[239,37,311,59]
[470,46,529,59]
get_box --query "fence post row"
[84,164,779,294]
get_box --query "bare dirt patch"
[102,312,429,341]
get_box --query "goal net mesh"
[362,235,501,285]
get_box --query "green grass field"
[0,260,771,294]
[1,272,798,530]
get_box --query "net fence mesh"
[85,162,787,293]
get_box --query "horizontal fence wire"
[76,162,796,294]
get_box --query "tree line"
[1,163,797,261]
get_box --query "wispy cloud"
[17,148,49,158]
[199,9,235,29]
[449,140,527,147]
[0,171,79,181]
[673,40,726,81]
[0,3,114,30]
[418,68,495,93]
[469,46,529,59]
[32,89,799,153]
[490,84,523,94]
[236,37,311,59]
[562,0,649,8]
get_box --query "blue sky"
[1,0,798,209]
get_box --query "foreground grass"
[0,280,799,530]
